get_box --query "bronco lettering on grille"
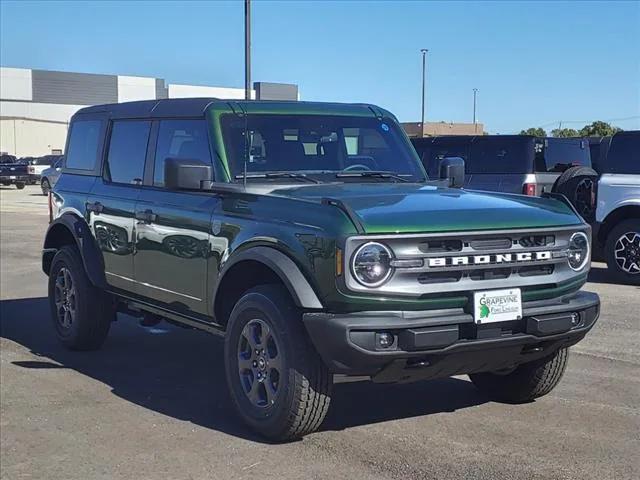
[427,251,552,268]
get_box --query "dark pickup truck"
[0,155,28,189]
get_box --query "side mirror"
[439,157,465,188]
[164,158,212,190]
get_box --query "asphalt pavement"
[1,186,638,480]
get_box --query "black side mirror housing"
[439,156,465,188]
[164,158,212,190]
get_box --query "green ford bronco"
[43,98,600,440]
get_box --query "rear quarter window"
[603,133,640,174]
[541,138,591,172]
[65,120,103,171]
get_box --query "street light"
[473,88,478,132]
[244,0,251,100]
[420,48,428,137]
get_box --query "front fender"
[215,246,323,310]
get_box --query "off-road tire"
[605,219,640,285]
[224,284,332,441]
[41,178,51,195]
[48,245,113,350]
[551,166,598,222]
[15,182,25,190]
[469,348,569,403]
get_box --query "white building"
[0,67,298,157]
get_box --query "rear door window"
[66,120,103,170]
[468,137,531,174]
[604,133,640,174]
[153,119,212,187]
[104,120,151,184]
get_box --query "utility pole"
[472,88,478,133]
[420,48,428,137]
[244,0,251,100]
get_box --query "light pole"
[244,0,251,100]
[420,48,428,137]
[472,88,478,132]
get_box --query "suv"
[43,99,600,440]
[26,155,63,184]
[411,135,594,195]
[591,131,640,283]
[40,156,64,195]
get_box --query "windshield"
[220,114,425,182]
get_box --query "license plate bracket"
[473,288,522,324]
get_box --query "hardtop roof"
[74,98,393,120]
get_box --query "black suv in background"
[411,135,598,220]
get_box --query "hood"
[266,183,582,234]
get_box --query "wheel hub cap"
[237,318,282,407]
[54,267,76,329]
[614,232,640,274]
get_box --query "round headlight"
[567,232,590,271]
[351,242,393,287]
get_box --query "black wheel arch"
[42,213,107,289]
[213,246,323,326]
[598,205,640,246]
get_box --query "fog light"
[377,332,394,349]
[570,313,580,327]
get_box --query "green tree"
[551,128,579,138]
[578,121,622,137]
[519,127,547,137]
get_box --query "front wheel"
[224,285,332,441]
[469,348,569,403]
[605,219,640,285]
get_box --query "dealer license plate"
[9,176,16,179]
[473,288,522,324]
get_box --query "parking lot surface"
[1,186,638,480]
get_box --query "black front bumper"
[303,291,600,383]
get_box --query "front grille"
[344,226,587,297]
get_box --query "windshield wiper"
[335,171,410,182]
[234,172,321,184]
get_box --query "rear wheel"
[469,348,569,403]
[15,182,25,190]
[224,284,332,441]
[551,166,598,222]
[605,219,640,285]
[41,178,51,195]
[48,246,113,350]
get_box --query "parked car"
[43,98,599,440]
[25,154,63,184]
[0,159,28,189]
[40,156,64,195]
[411,135,598,221]
[590,131,640,284]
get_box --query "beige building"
[403,121,484,138]
[0,67,298,157]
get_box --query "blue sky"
[1,0,638,133]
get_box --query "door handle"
[86,202,103,214]
[135,209,157,223]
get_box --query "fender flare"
[214,246,323,310]
[43,213,107,289]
